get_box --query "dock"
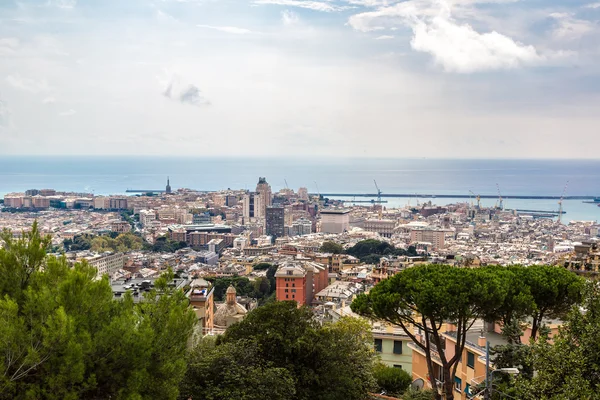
[318,193,598,200]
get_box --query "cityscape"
[1,175,599,398]
[2,0,600,398]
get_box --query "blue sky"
[0,0,599,158]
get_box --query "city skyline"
[1,0,600,158]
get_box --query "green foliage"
[149,236,188,253]
[345,240,417,263]
[219,301,376,400]
[0,223,196,400]
[64,232,145,253]
[352,264,509,400]
[515,282,600,400]
[373,363,412,396]
[253,262,273,271]
[179,337,296,400]
[320,241,344,254]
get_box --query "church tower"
[166,177,172,194]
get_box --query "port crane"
[469,190,481,209]
[314,181,321,199]
[284,179,289,190]
[373,180,382,204]
[496,183,503,210]
[558,181,569,224]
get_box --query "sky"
[0,0,599,158]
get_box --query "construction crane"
[373,180,382,204]
[284,179,289,189]
[469,190,481,209]
[558,180,569,224]
[496,183,503,210]
[314,181,321,199]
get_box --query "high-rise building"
[410,228,445,250]
[265,206,285,239]
[242,193,264,221]
[166,177,172,194]
[255,177,272,215]
[298,187,309,201]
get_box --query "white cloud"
[549,13,595,40]
[375,35,395,39]
[282,10,300,25]
[0,98,12,128]
[349,0,545,73]
[58,109,76,117]
[584,2,600,9]
[197,24,252,34]
[161,73,210,107]
[47,0,77,9]
[6,74,50,93]
[253,0,343,12]
[0,38,19,56]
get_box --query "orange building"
[410,321,561,399]
[187,278,215,334]
[275,261,328,306]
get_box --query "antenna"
[558,180,569,224]
[411,378,425,391]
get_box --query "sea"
[1,156,599,223]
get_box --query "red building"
[275,261,328,306]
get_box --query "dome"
[213,302,247,328]
[226,285,236,294]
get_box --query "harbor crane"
[314,181,321,199]
[496,183,503,210]
[284,179,289,189]
[373,180,382,204]
[469,190,481,209]
[558,181,569,224]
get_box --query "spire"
[166,177,172,194]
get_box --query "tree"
[515,282,600,400]
[0,224,196,400]
[523,265,585,340]
[351,265,507,400]
[320,241,344,254]
[220,301,376,400]
[401,389,436,400]
[253,262,273,271]
[180,337,295,400]
[373,363,412,396]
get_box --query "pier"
[317,193,598,200]
[126,189,166,193]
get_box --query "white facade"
[139,209,156,227]
[84,252,125,278]
[320,210,350,234]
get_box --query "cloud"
[5,74,50,93]
[549,13,595,40]
[179,85,211,106]
[197,25,252,34]
[0,98,12,128]
[47,0,77,9]
[375,35,395,39]
[282,10,300,25]
[349,0,545,73]
[253,0,343,12]
[584,2,600,9]
[58,109,76,116]
[0,38,19,56]
[161,74,210,107]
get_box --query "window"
[292,283,295,287]
[285,289,288,292]
[467,351,475,368]
[454,377,462,392]
[286,294,288,299]
[286,283,289,287]
[292,289,296,293]
[393,364,403,369]
[374,339,382,352]
[465,384,471,397]
[393,340,403,354]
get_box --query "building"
[320,209,350,234]
[213,286,249,330]
[255,177,272,214]
[139,209,156,227]
[275,261,328,306]
[410,228,446,250]
[109,197,128,210]
[242,193,264,221]
[192,212,211,224]
[298,187,309,201]
[111,221,131,233]
[364,219,397,238]
[82,252,125,278]
[166,177,172,194]
[188,278,215,335]
[265,206,285,239]
[290,217,313,236]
